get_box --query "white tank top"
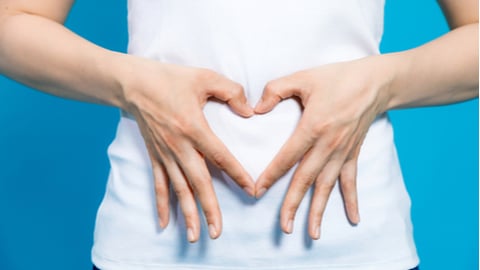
[92,1,419,269]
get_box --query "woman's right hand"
[0,1,255,243]
[118,56,255,243]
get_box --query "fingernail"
[187,228,195,242]
[208,224,217,239]
[314,225,320,239]
[254,98,264,110]
[352,213,360,225]
[256,187,267,199]
[254,103,264,113]
[245,106,254,117]
[286,219,294,234]
[158,217,164,229]
[348,207,360,225]
[243,186,254,197]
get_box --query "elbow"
[450,21,479,31]
[0,7,18,42]
[0,4,19,27]
[0,3,70,28]
[437,0,478,30]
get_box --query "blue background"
[0,1,477,269]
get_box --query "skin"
[0,0,477,243]
[0,0,256,243]
[254,0,478,239]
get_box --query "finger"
[339,157,360,225]
[204,73,253,117]
[138,122,171,229]
[161,154,201,243]
[308,160,344,240]
[279,144,330,234]
[339,140,363,225]
[173,145,223,239]
[152,161,170,229]
[255,76,303,114]
[255,120,313,198]
[191,119,255,197]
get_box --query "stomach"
[94,107,418,268]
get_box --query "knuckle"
[264,81,278,96]
[310,122,329,138]
[183,121,203,139]
[196,68,218,84]
[154,182,168,196]
[166,116,185,134]
[189,176,210,192]
[316,179,336,193]
[172,116,203,139]
[294,124,315,145]
[161,128,186,151]
[210,150,228,169]
[274,158,296,174]
[293,174,315,193]
[161,131,179,149]
[327,136,344,150]
[223,91,234,101]
[341,177,356,191]
[176,116,194,133]
[231,83,244,97]
[285,158,299,170]
[173,186,191,200]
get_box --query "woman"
[0,0,477,269]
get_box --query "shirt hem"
[92,250,419,270]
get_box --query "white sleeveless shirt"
[92,1,419,269]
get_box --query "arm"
[0,0,255,242]
[386,0,478,109]
[0,0,126,107]
[254,0,478,239]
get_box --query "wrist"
[106,52,146,112]
[90,50,133,110]
[378,51,413,111]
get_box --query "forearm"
[384,23,478,110]
[0,11,128,108]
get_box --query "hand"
[254,56,392,239]
[120,57,255,243]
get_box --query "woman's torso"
[92,1,419,269]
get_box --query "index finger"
[255,121,314,198]
[190,117,255,196]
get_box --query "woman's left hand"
[254,56,394,240]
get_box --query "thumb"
[255,77,301,114]
[205,74,253,117]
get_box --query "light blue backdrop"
[0,1,477,269]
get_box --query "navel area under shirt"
[92,1,419,269]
